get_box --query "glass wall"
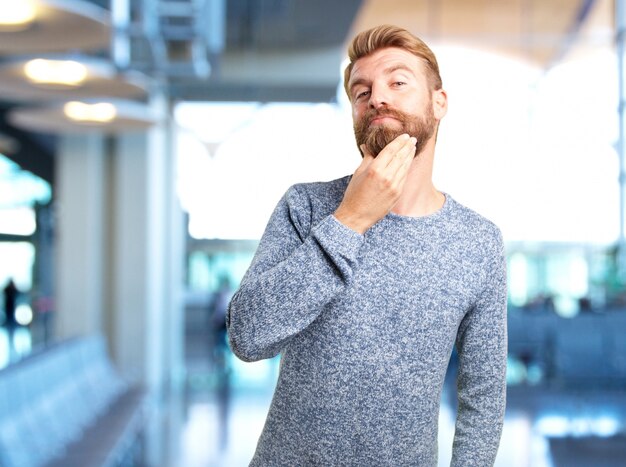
[172,9,625,461]
[0,153,52,365]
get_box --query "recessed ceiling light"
[0,0,37,31]
[63,101,117,123]
[24,59,88,88]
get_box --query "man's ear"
[432,89,448,120]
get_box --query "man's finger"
[357,145,375,171]
[374,133,411,166]
[360,144,375,161]
[387,136,417,173]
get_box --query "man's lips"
[369,115,399,125]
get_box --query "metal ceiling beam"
[546,0,598,68]
[168,82,337,103]
[0,107,55,185]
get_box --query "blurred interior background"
[0,0,625,466]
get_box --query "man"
[3,279,18,330]
[227,24,507,466]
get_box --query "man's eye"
[394,81,406,87]
[356,91,370,100]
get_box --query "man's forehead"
[349,48,424,83]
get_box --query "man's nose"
[368,85,389,109]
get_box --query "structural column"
[107,93,185,395]
[53,95,185,397]
[618,0,626,274]
[54,134,107,338]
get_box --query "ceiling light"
[64,101,117,123]
[0,0,37,31]
[24,59,88,88]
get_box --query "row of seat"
[508,309,626,386]
[0,334,147,467]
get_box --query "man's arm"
[227,185,364,362]
[451,232,508,467]
[227,134,417,362]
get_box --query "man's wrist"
[333,207,371,235]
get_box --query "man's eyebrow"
[349,63,416,91]
[349,77,368,92]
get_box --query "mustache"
[362,107,410,125]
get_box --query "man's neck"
[391,149,444,218]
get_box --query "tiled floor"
[159,388,543,467]
[2,325,625,467]
[159,382,626,467]
[161,329,626,467]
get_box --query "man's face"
[348,47,439,157]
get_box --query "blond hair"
[344,24,442,99]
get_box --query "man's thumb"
[360,144,375,162]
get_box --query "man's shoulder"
[286,175,351,210]
[290,176,351,197]
[446,195,503,243]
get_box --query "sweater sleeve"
[226,184,364,362]
[451,231,508,467]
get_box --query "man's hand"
[334,133,417,234]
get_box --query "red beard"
[353,105,436,157]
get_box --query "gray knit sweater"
[227,175,507,467]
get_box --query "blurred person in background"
[227,24,507,467]
[209,275,234,451]
[3,279,19,353]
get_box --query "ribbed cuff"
[311,214,365,262]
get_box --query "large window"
[175,47,618,244]
[174,40,620,392]
[0,153,51,365]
